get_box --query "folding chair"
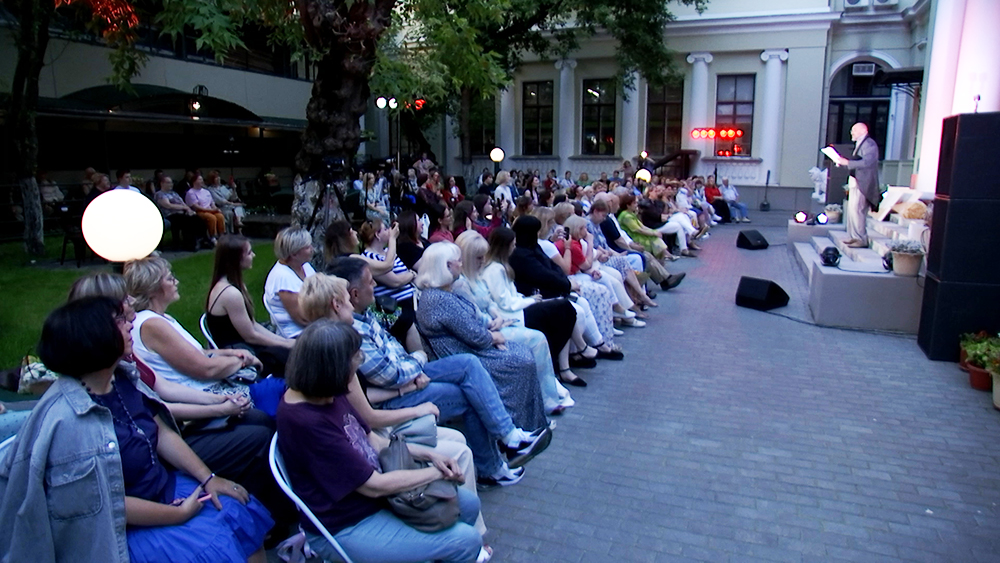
[268,434,354,563]
[262,296,286,337]
[199,314,218,349]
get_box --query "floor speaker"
[918,274,1000,361]
[736,230,769,250]
[735,276,789,311]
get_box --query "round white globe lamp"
[489,147,505,163]
[388,98,398,109]
[82,190,164,262]
[375,96,387,109]
[635,169,652,183]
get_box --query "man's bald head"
[850,122,869,142]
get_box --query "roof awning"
[9,85,307,131]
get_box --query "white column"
[620,72,641,163]
[914,0,967,193]
[885,88,910,161]
[685,52,713,161]
[758,49,788,185]
[444,115,461,175]
[555,59,578,175]
[498,86,516,169]
[952,0,1000,114]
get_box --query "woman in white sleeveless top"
[124,255,286,416]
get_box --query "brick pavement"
[477,213,1000,562]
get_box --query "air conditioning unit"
[873,0,899,7]
[844,0,871,9]
[852,63,876,76]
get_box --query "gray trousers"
[847,180,868,245]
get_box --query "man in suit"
[834,122,880,248]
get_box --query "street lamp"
[490,147,504,175]
[635,169,651,184]
[376,96,401,170]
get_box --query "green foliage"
[964,335,1000,370]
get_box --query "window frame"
[521,81,554,156]
[645,82,684,158]
[581,79,617,156]
[714,74,756,157]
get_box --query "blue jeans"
[380,354,511,476]
[307,488,482,563]
[728,201,749,220]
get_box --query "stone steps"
[789,218,923,333]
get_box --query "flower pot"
[992,371,1000,409]
[959,347,969,371]
[826,211,842,224]
[891,251,923,277]
[968,364,992,391]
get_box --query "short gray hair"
[274,226,313,262]
[414,242,460,290]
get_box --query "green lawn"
[0,238,277,372]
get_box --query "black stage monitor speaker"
[735,276,789,311]
[736,230,769,250]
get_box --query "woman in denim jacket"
[0,297,271,563]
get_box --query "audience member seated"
[296,273,488,535]
[264,227,316,338]
[0,297,271,563]
[413,242,548,434]
[125,256,286,417]
[184,172,226,246]
[207,236,294,377]
[595,193,682,288]
[428,202,455,243]
[67,272,293,533]
[393,210,427,270]
[454,229,578,408]
[326,257,551,487]
[324,219,398,276]
[358,218,422,352]
[557,215,647,326]
[277,320,490,563]
[473,194,506,237]
[528,210,619,353]
[205,170,246,234]
[154,175,204,251]
[617,193,674,262]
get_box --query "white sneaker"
[612,309,636,319]
[558,395,576,408]
[712,214,723,221]
[612,328,625,336]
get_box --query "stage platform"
[789,216,924,333]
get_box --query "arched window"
[826,62,891,158]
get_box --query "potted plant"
[985,340,1000,409]
[959,331,991,370]
[824,203,843,224]
[964,337,996,392]
[886,239,924,277]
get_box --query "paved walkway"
[477,213,1000,562]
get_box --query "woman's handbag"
[378,435,459,532]
[389,414,438,447]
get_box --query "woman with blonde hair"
[454,230,575,411]
[263,226,315,338]
[414,242,547,432]
[124,256,287,417]
[493,171,514,207]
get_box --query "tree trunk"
[9,0,53,257]
[293,0,395,261]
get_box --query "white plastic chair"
[268,434,354,563]
[199,314,218,349]
[262,295,286,337]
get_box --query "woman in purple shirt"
[184,173,226,246]
[276,320,489,563]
